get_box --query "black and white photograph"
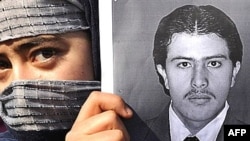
[100,0,250,140]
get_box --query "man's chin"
[183,105,219,122]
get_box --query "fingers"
[80,110,126,133]
[66,110,130,141]
[66,91,132,141]
[74,91,133,124]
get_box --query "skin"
[0,31,94,90]
[157,33,241,134]
[66,92,132,141]
[0,30,132,141]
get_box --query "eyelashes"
[30,47,59,63]
[176,61,222,69]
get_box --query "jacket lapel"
[216,107,245,141]
[145,100,171,141]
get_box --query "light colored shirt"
[169,101,229,141]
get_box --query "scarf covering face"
[0,80,101,132]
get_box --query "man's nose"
[191,65,208,89]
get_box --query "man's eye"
[32,49,57,62]
[177,62,192,68]
[207,61,221,68]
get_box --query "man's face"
[157,33,241,122]
[0,31,94,91]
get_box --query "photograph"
[109,0,250,140]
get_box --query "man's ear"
[156,64,169,89]
[231,61,241,87]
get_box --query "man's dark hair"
[153,5,243,93]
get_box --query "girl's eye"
[0,59,11,70]
[177,62,192,69]
[32,49,57,62]
[207,61,221,68]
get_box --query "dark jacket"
[129,100,246,141]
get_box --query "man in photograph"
[147,5,244,141]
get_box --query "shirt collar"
[169,101,229,141]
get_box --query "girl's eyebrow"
[13,36,61,52]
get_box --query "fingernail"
[125,106,133,116]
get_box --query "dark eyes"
[177,62,192,68]
[177,61,222,69]
[0,48,59,71]
[31,48,57,62]
[207,61,221,68]
[0,59,11,70]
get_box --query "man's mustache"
[184,89,216,99]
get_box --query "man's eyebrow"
[171,57,194,62]
[170,54,228,62]
[205,55,228,60]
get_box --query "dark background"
[112,0,250,122]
